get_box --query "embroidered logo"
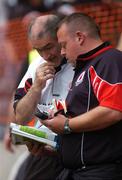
[75,71,85,86]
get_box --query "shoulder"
[94,48,122,83]
[95,48,122,69]
[102,48,122,62]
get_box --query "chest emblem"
[75,71,85,86]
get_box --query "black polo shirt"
[60,42,122,169]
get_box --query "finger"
[42,69,55,77]
[44,145,55,152]
[34,145,45,156]
[34,145,56,156]
[45,69,55,75]
[44,73,55,80]
[39,63,55,71]
[26,141,33,152]
[29,143,45,155]
[31,143,41,154]
[40,119,50,127]
[37,69,55,79]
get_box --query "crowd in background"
[4,0,122,19]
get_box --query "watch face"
[64,120,72,134]
[64,128,70,134]
[64,126,68,131]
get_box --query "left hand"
[41,114,67,134]
[26,141,56,156]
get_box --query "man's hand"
[26,141,57,156]
[15,62,56,124]
[41,114,67,134]
[34,62,56,89]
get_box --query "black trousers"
[15,153,63,180]
[56,162,122,180]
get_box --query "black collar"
[77,41,113,62]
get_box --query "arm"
[41,106,122,133]
[15,62,55,125]
[69,106,122,132]
[42,54,122,133]
[15,83,43,124]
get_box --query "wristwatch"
[64,118,72,134]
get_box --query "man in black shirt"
[42,13,122,180]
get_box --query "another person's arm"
[41,106,122,133]
[15,62,55,125]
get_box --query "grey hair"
[28,15,62,39]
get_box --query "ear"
[76,31,86,44]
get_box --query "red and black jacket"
[60,42,122,169]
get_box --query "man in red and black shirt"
[42,13,122,179]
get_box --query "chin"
[55,59,61,66]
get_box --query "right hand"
[34,62,56,89]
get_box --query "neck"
[81,38,103,55]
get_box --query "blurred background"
[0,0,122,179]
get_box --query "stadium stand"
[75,2,122,46]
[0,18,28,125]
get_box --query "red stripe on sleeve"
[25,80,31,88]
[90,66,122,112]
[24,78,32,93]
